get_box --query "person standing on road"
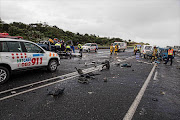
[78,43,83,57]
[110,43,114,55]
[152,46,158,62]
[114,44,118,55]
[164,47,173,65]
[134,45,137,55]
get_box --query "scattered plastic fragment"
[48,87,65,96]
[139,108,147,115]
[88,92,93,94]
[78,77,89,84]
[11,91,16,94]
[103,77,107,82]
[152,98,158,101]
[154,61,160,64]
[121,63,132,67]
[161,91,165,95]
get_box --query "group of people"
[110,43,119,55]
[111,43,174,65]
[48,38,83,57]
[148,46,174,65]
[133,44,174,65]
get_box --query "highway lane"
[0,49,180,120]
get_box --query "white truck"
[113,42,127,52]
[0,38,60,84]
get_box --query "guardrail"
[74,46,134,49]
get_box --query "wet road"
[0,49,180,120]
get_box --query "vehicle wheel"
[0,66,10,84]
[47,59,58,72]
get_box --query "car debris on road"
[47,87,65,96]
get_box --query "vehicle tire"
[0,66,10,84]
[47,59,58,72]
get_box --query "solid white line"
[153,71,158,80]
[0,65,103,101]
[0,66,100,95]
[123,64,157,120]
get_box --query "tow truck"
[37,40,81,58]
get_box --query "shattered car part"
[48,87,65,96]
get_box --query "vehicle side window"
[24,42,43,53]
[6,41,22,52]
[0,42,8,52]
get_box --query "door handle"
[5,56,10,59]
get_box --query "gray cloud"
[0,0,180,47]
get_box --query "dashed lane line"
[123,63,157,120]
[153,71,158,80]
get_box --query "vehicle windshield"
[84,43,91,46]
[145,46,152,50]
[113,43,119,46]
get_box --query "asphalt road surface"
[0,49,180,120]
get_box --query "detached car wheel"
[0,66,10,84]
[47,59,58,72]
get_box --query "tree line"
[0,18,149,46]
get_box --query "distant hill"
[0,18,148,46]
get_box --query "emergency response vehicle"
[0,38,60,84]
[82,43,98,52]
[113,42,127,52]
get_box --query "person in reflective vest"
[110,43,114,55]
[78,43,83,57]
[164,47,173,65]
[66,45,72,52]
[55,42,61,52]
[114,44,118,55]
[152,46,158,61]
[134,45,137,55]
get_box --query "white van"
[141,45,153,58]
[113,42,127,52]
[0,38,60,84]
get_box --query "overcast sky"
[0,0,180,47]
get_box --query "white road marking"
[123,64,157,120]
[153,71,158,80]
[0,65,104,101]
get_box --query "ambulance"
[113,42,127,52]
[0,38,60,84]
